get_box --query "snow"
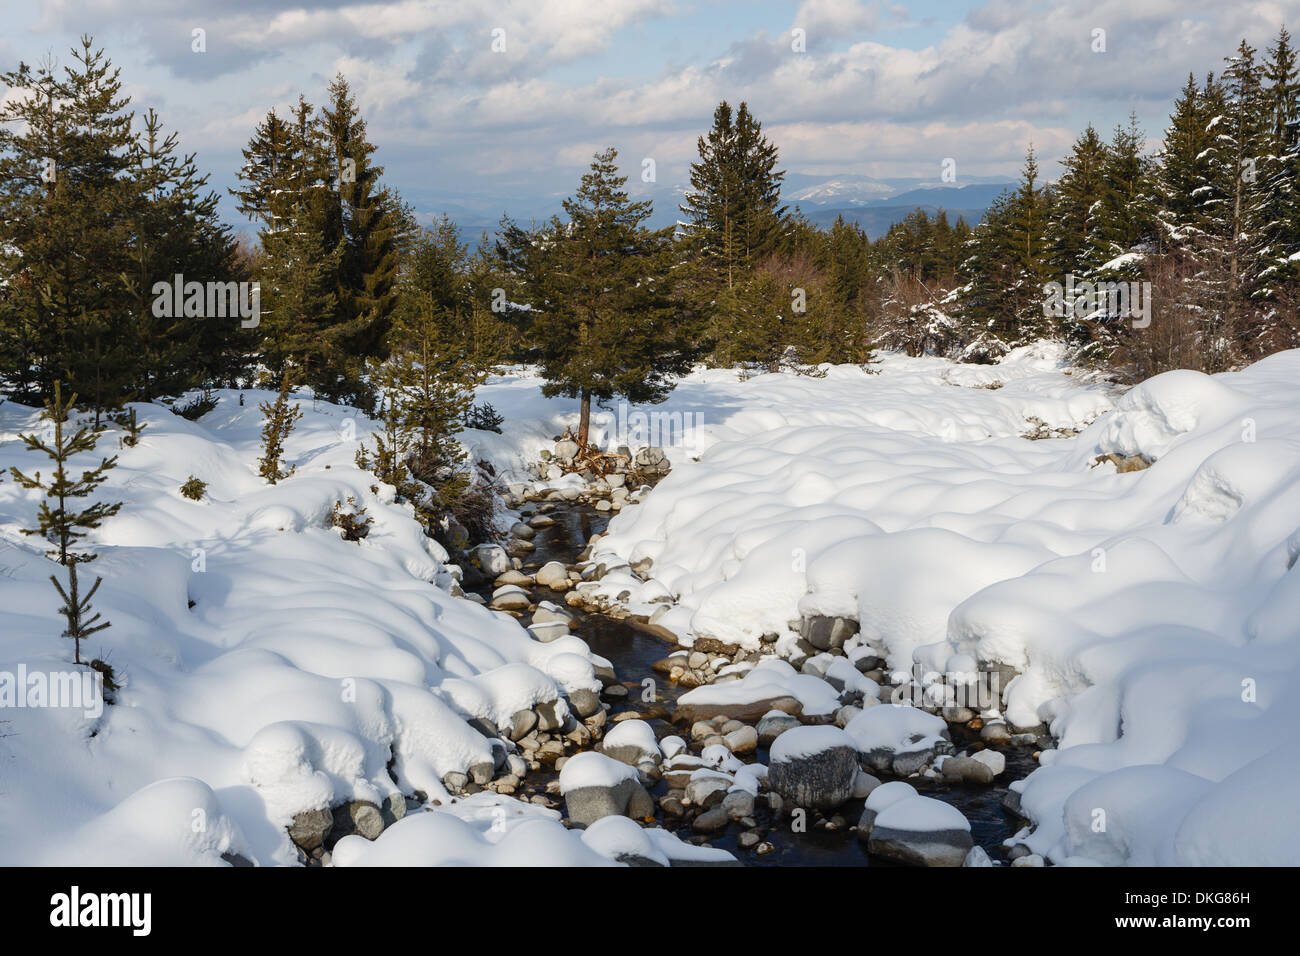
[559,345,1300,866]
[875,794,971,833]
[8,339,1300,866]
[865,780,918,814]
[844,705,948,755]
[675,659,842,716]
[769,725,855,762]
[0,389,605,865]
[602,717,662,759]
[557,751,639,794]
[331,812,616,867]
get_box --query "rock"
[738,831,761,849]
[600,718,661,767]
[560,753,650,827]
[964,845,995,867]
[756,711,802,746]
[331,800,384,842]
[674,695,802,725]
[532,603,575,626]
[468,761,495,785]
[834,705,862,729]
[442,771,469,795]
[685,774,732,808]
[942,705,976,724]
[891,746,937,777]
[507,709,538,741]
[473,544,511,576]
[288,807,333,852]
[723,725,758,755]
[660,794,686,818]
[866,794,973,867]
[554,439,580,461]
[940,755,995,786]
[535,698,567,732]
[852,770,882,800]
[722,790,756,820]
[1012,853,1045,867]
[535,561,570,590]
[568,688,602,719]
[690,720,718,741]
[527,621,569,643]
[970,748,1006,777]
[802,615,860,651]
[627,784,656,821]
[980,721,1012,744]
[380,793,407,827]
[692,807,730,833]
[494,569,534,587]
[768,726,860,810]
[490,585,532,611]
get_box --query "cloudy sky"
[2,0,1296,235]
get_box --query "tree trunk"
[578,389,591,447]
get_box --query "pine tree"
[258,371,303,484]
[1046,124,1108,277]
[680,101,788,294]
[1087,113,1157,274]
[1255,28,1300,298]
[8,382,121,664]
[0,38,140,416]
[500,148,697,446]
[315,75,402,403]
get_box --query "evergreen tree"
[9,383,121,664]
[1255,28,1300,296]
[1046,124,1108,277]
[258,372,303,484]
[1086,113,1156,274]
[680,102,788,293]
[0,38,140,416]
[500,148,697,445]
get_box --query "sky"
[2,0,1297,237]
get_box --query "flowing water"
[501,502,1035,866]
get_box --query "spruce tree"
[1046,124,1108,277]
[258,372,303,484]
[680,101,788,293]
[9,383,121,664]
[0,38,140,416]
[500,148,697,445]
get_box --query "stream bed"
[486,502,1036,866]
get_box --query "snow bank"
[0,389,604,865]
[584,346,1300,866]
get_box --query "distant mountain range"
[791,181,1016,239]
[390,173,1017,241]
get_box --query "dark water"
[512,502,1035,866]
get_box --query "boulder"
[768,726,859,810]
[559,752,652,827]
[330,800,384,842]
[866,795,973,867]
[535,561,570,590]
[288,807,333,852]
[673,695,802,725]
[756,711,802,746]
[801,615,860,651]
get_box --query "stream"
[486,501,1036,866]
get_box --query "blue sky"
[2,0,1296,237]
